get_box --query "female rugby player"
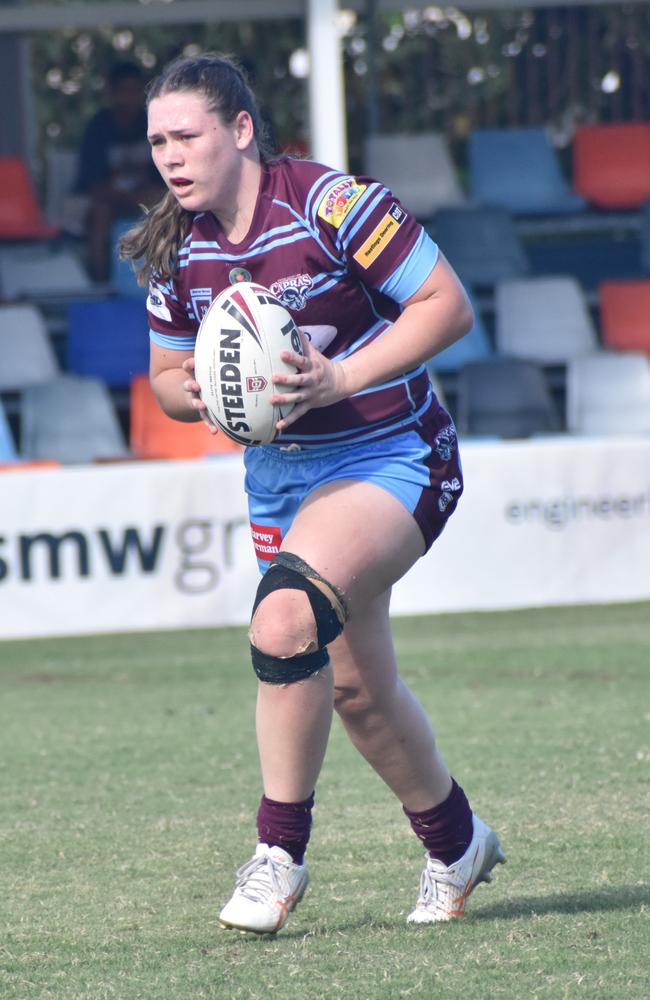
[121,52,505,935]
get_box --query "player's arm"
[149,342,217,432]
[338,252,472,396]
[273,253,472,426]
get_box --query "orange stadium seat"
[0,157,60,239]
[130,374,243,460]
[573,123,650,209]
[598,280,650,353]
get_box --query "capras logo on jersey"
[270,273,313,311]
[317,177,367,228]
[190,287,213,322]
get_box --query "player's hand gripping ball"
[194,281,304,445]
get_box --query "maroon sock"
[403,779,474,866]
[256,792,314,865]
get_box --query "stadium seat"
[0,398,18,462]
[0,303,60,390]
[495,276,599,364]
[0,245,93,300]
[429,207,529,287]
[110,218,148,299]
[468,127,586,215]
[455,358,562,438]
[44,146,88,237]
[0,156,60,240]
[598,280,650,353]
[66,298,150,386]
[573,123,650,209]
[364,132,466,220]
[427,287,493,374]
[20,374,130,464]
[566,352,650,434]
[129,374,243,460]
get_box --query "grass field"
[1,602,649,1000]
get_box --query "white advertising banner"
[0,436,648,641]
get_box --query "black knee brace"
[250,551,349,684]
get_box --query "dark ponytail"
[119,53,273,285]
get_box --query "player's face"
[147,91,253,214]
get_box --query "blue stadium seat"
[0,398,19,462]
[468,127,587,216]
[427,288,493,374]
[430,207,530,287]
[110,218,148,298]
[66,298,150,387]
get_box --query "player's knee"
[249,589,317,660]
[249,552,349,685]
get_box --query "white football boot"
[407,814,505,924]
[219,843,309,935]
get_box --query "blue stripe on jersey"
[335,182,384,247]
[151,277,180,303]
[149,329,196,351]
[341,186,388,247]
[379,230,439,303]
[270,198,342,266]
[308,272,347,298]
[248,218,307,250]
[331,317,391,361]
[275,384,434,447]
[178,229,314,267]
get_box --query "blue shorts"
[244,405,463,571]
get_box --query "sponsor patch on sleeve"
[353,202,406,269]
[250,522,282,561]
[317,177,367,228]
[147,284,173,323]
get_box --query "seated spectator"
[75,60,165,282]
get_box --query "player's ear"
[234,111,255,150]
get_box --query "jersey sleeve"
[312,172,440,303]
[146,275,198,351]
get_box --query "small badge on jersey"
[147,283,172,323]
[250,522,282,561]
[270,273,313,310]
[190,287,213,322]
[229,267,252,285]
[353,202,406,269]
[317,177,367,229]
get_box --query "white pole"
[306,0,348,172]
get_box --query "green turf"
[1,603,649,999]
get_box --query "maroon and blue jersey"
[147,157,441,446]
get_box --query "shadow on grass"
[214,886,650,944]
[474,884,650,920]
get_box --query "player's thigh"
[281,478,426,613]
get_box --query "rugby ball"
[194,281,304,446]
